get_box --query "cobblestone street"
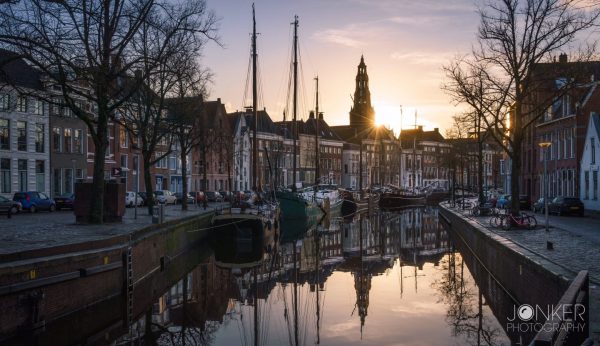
[0,203,222,257]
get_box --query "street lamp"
[538,141,552,232]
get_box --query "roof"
[304,116,343,141]
[331,125,396,144]
[593,112,600,140]
[399,127,445,147]
[0,49,43,90]
[228,109,280,135]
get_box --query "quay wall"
[0,211,214,342]
[438,206,571,319]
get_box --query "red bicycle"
[502,212,537,230]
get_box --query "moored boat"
[379,191,426,209]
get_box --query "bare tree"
[119,0,218,214]
[471,0,600,214]
[0,0,218,222]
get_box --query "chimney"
[309,110,315,119]
[134,69,142,80]
[559,53,568,63]
[418,125,423,131]
[217,97,221,103]
[319,112,324,120]
[434,127,439,132]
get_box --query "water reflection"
[114,207,512,345]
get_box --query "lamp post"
[539,142,552,232]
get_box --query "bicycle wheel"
[526,215,537,230]
[502,216,512,230]
[471,206,479,216]
[489,215,498,227]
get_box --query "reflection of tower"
[353,266,372,334]
[349,56,375,129]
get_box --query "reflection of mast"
[293,241,299,346]
[315,228,321,345]
[253,266,259,346]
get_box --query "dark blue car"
[13,191,56,213]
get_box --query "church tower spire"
[349,55,375,129]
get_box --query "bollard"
[152,205,159,224]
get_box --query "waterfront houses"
[0,49,50,198]
[227,111,251,192]
[399,126,450,191]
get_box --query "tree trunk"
[181,147,188,211]
[143,154,155,215]
[510,133,523,215]
[477,140,484,205]
[202,148,208,209]
[88,110,109,224]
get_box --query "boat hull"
[276,191,323,226]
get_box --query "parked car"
[174,192,195,204]
[54,193,75,210]
[138,192,148,206]
[548,196,584,216]
[154,190,177,204]
[532,197,546,213]
[189,191,206,203]
[205,191,223,202]
[13,191,56,212]
[0,195,21,215]
[219,190,233,202]
[125,191,143,207]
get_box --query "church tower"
[349,55,375,129]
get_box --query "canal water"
[113,207,513,345]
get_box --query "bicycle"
[489,210,508,228]
[502,212,537,230]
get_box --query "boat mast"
[254,266,259,346]
[252,4,258,192]
[292,15,298,192]
[314,76,320,186]
[413,110,417,192]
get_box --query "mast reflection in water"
[114,207,512,345]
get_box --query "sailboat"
[379,109,426,209]
[276,16,323,228]
[213,4,280,248]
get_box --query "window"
[35,124,44,153]
[64,168,73,194]
[1,158,10,193]
[119,126,128,148]
[592,138,596,165]
[0,94,9,110]
[53,168,62,196]
[33,99,44,115]
[63,128,72,153]
[594,171,598,200]
[0,119,9,150]
[75,168,83,181]
[74,129,82,153]
[120,154,128,169]
[18,159,27,191]
[35,160,45,192]
[17,121,27,151]
[584,171,589,200]
[53,127,62,152]
[16,95,27,112]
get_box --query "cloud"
[313,29,363,48]
[390,51,454,66]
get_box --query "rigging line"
[275,23,294,120]
[243,37,253,109]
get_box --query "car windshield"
[14,193,26,199]
[564,198,580,203]
[155,191,163,196]
[0,196,7,202]
[59,193,73,198]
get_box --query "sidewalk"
[0,203,221,256]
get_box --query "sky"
[202,0,480,134]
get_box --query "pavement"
[445,200,600,344]
[0,202,224,256]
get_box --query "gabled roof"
[230,109,280,135]
[0,49,43,90]
[593,112,600,140]
[304,116,343,141]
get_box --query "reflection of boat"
[425,190,449,205]
[214,2,280,248]
[379,192,426,209]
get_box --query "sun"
[374,102,405,135]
